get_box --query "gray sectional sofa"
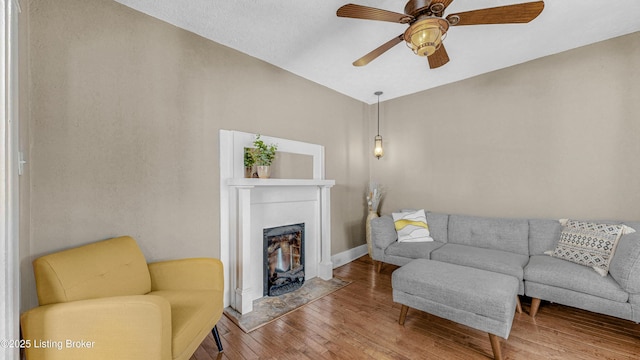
[371,211,640,323]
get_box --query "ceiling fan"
[337,0,545,69]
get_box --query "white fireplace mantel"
[219,130,335,314]
[227,178,335,187]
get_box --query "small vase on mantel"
[257,165,271,179]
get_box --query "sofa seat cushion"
[385,241,445,260]
[431,243,529,282]
[524,255,628,303]
[150,290,223,360]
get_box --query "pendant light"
[373,91,384,159]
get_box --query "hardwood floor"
[190,256,640,359]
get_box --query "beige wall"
[371,32,640,221]
[21,0,369,309]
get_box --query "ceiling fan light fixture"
[404,18,449,57]
[338,0,545,68]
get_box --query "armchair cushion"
[20,295,172,360]
[148,258,224,360]
[150,290,223,360]
[149,258,224,292]
[33,236,151,305]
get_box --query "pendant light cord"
[377,94,380,136]
[375,91,382,136]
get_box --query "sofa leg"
[515,296,522,314]
[399,305,409,325]
[488,333,503,360]
[212,325,223,352]
[530,298,541,318]
[376,261,383,273]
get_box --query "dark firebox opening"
[263,223,305,297]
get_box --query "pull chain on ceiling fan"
[337,0,545,69]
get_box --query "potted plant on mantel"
[251,134,278,179]
[244,147,256,178]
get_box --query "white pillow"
[392,209,434,243]
[546,219,636,276]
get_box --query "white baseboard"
[331,244,368,269]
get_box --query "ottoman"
[392,259,520,360]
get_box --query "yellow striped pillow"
[392,209,434,242]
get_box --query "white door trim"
[1,1,21,359]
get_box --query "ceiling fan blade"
[428,44,450,69]
[446,1,544,26]
[353,35,404,67]
[337,4,413,24]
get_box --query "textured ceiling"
[114,0,640,104]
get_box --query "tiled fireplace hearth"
[220,130,335,314]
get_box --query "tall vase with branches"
[365,182,383,258]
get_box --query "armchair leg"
[212,325,223,352]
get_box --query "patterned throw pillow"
[548,219,636,276]
[392,209,434,243]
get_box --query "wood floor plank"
[273,317,332,358]
[191,255,640,360]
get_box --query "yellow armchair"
[20,236,224,360]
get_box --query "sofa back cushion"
[426,212,449,243]
[371,215,398,250]
[33,236,151,305]
[528,219,563,255]
[609,221,640,293]
[448,214,529,256]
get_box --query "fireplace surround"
[220,130,335,314]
